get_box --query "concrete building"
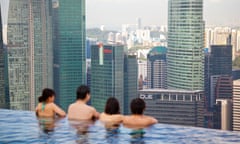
[6,0,53,110]
[233,80,240,131]
[213,99,232,131]
[139,89,204,127]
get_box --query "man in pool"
[68,85,99,120]
[123,98,158,128]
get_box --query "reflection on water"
[38,117,56,133]
[129,129,146,144]
[1,109,240,144]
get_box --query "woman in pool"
[99,97,123,128]
[35,88,66,117]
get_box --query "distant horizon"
[1,0,240,30]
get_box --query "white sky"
[86,0,240,28]
[0,0,239,29]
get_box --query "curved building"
[147,46,167,89]
[167,0,204,90]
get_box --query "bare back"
[123,115,158,128]
[68,102,99,120]
[36,102,66,117]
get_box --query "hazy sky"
[87,0,240,28]
[0,0,239,29]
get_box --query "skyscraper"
[147,46,167,89]
[167,0,204,90]
[205,45,232,109]
[0,5,6,108]
[91,44,124,112]
[124,53,138,114]
[6,0,53,110]
[53,0,86,110]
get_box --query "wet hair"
[130,98,146,115]
[76,85,90,100]
[104,97,120,115]
[38,88,55,102]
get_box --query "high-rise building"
[124,53,138,114]
[205,45,232,109]
[91,44,124,112]
[139,89,204,127]
[213,99,232,130]
[210,45,232,76]
[6,0,53,110]
[147,46,167,89]
[0,5,6,108]
[167,0,204,90]
[53,0,86,110]
[91,44,138,113]
[233,80,240,131]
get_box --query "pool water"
[0,109,240,144]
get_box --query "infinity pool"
[0,109,240,144]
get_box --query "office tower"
[6,0,53,110]
[147,46,167,89]
[139,89,204,127]
[53,0,86,110]
[0,6,5,108]
[233,80,240,131]
[205,45,232,109]
[213,99,232,130]
[124,53,138,114]
[167,0,204,90]
[213,27,231,45]
[210,45,232,76]
[91,44,124,112]
[232,69,240,80]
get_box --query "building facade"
[91,44,124,112]
[53,0,86,110]
[6,0,53,110]
[124,53,138,114]
[139,89,204,127]
[0,6,6,108]
[147,46,167,89]
[233,80,240,131]
[167,0,204,90]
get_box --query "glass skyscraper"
[0,6,6,108]
[91,44,124,113]
[53,0,86,110]
[7,0,53,110]
[167,0,204,90]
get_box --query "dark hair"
[38,88,55,102]
[104,97,120,115]
[130,98,145,115]
[76,85,90,100]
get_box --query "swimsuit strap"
[42,102,46,111]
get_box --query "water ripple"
[1,109,240,144]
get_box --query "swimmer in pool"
[68,85,99,120]
[99,97,124,129]
[123,98,158,129]
[35,88,66,118]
